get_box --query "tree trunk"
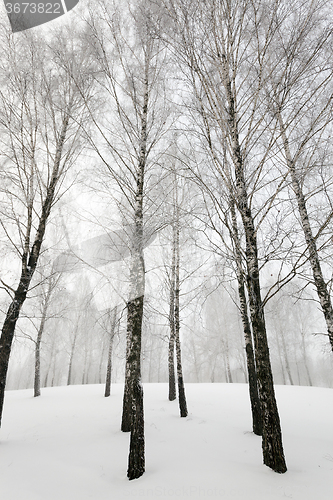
[0,276,29,426]
[121,328,133,432]
[34,279,53,397]
[244,241,287,472]
[174,219,188,418]
[125,242,145,479]
[281,331,293,385]
[82,349,87,385]
[67,335,77,386]
[168,329,176,400]
[225,339,233,383]
[168,228,177,401]
[105,306,117,397]
[0,108,70,426]
[276,333,287,385]
[300,329,313,386]
[279,118,333,352]
[126,76,147,478]
[230,198,262,435]
[222,54,286,472]
[34,324,43,398]
[126,295,145,480]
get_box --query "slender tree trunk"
[0,276,29,426]
[82,355,87,385]
[168,230,177,401]
[174,217,188,418]
[225,339,233,383]
[0,110,70,426]
[34,279,53,397]
[230,199,262,435]
[67,334,77,386]
[295,358,301,386]
[105,306,117,397]
[222,54,286,472]
[168,328,176,400]
[300,329,313,386]
[279,117,333,352]
[34,329,42,397]
[43,370,49,388]
[281,331,293,385]
[276,334,287,385]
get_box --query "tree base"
[127,465,145,480]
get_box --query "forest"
[0,0,333,484]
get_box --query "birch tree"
[84,0,172,480]
[264,0,333,353]
[165,0,287,473]
[0,26,94,426]
[104,306,118,397]
[167,166,188,416]
[33,266,62,397]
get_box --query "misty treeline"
[1,0,333,479]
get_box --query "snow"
[1,383,332,500]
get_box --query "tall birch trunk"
[279,116,333,352]
[126,292,145,480]
[243,206,287,472]
[230,198,262,435]
[125,57,149,481]
[174,204,188,418]
[221,54,287,473]
[126,207,146,479]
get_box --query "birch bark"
[278,116,333,352]
[219,47,287,472]
[168,239,177,401]
[34,279,53,398]
[174,213,188,417]
[229,199,262,435]
[104,306,117,398]
[0,109,71,426]
[125,52,149,481]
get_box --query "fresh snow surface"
[1,383,332,500]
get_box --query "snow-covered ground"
[1,383,332,500]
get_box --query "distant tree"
[33,267,62,397]
[103,306,118,397]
